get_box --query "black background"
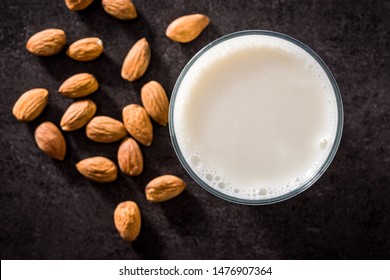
[0,0,389,259]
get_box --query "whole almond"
[145,175,186,202]
[166,14,210,43]
[60,99,97,131]
[118,137,143,176]
[12,88,49,122]
[66,37,104,61]
[76,156,117,183]
[58,73,99,98]
[141,81,169,126]
[86,116,127,143]
[121,38,150,82]
[114,201,141,242]
[102,0,137,20]
[65,0,94,11]
[122,104,153,146]
[26,29,66,56]
[34,122,66,161]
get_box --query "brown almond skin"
[26,29,66,56]
[66,37,104,61]
[121,38,150,82]
[141,81,169,126]
[118,137,143,176]
[13,88,49,122]
[86,116,127,143]
[145,175,186,202]
[65,0,94,11]
[122,104,153,146]
[114,201,141,242]
[60,99,97,131]
[58,73,99,98]
[166,14,210,43]
[102,0,137,20]
[34,122,66,161]
[76,156,117,183]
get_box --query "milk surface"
[173,34,338,200]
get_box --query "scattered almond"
[166,14,210,43]
[60,99,97,131]
[118,137,143,176]
[121,38,150,82]
[76,156,117,182]
[66,37,104,61]
[122,104,153,146]
[86,116,127,143]
[114,201,141,242]
[141,81,169,126]
[65,0,94,11]
[145,175,186,202]
[12,88,49,122]
[34,122,66,161]
[26,29,66,56]
[58,73,99,98]
[15,3,213,244]
[102,0,137,20]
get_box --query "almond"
[145,175,186,202]
[86,116,127,143]
[114,201,141,242]
[121,38,150,82]
[118,137,143,176]
[76,156,117,183]
[102,0,137,20]
[60,99,97,131]
[122,104,153,146]
[141,81,169,126]
[26,29,66,56]
[12,88,49,122]
[166,14,210,43]
[65,0,94,11]
[34,122,66,161]
[58,73,99,98]
[66,37,104,61]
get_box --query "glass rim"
[168,30,344,205]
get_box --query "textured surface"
[0,0,389,259]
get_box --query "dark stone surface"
[0,0,389,259]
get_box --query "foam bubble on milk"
[174,34,338,200]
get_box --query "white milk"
[172,34,338,200]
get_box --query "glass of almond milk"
[169,30,343,205]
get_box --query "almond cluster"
[13,0,209,243]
